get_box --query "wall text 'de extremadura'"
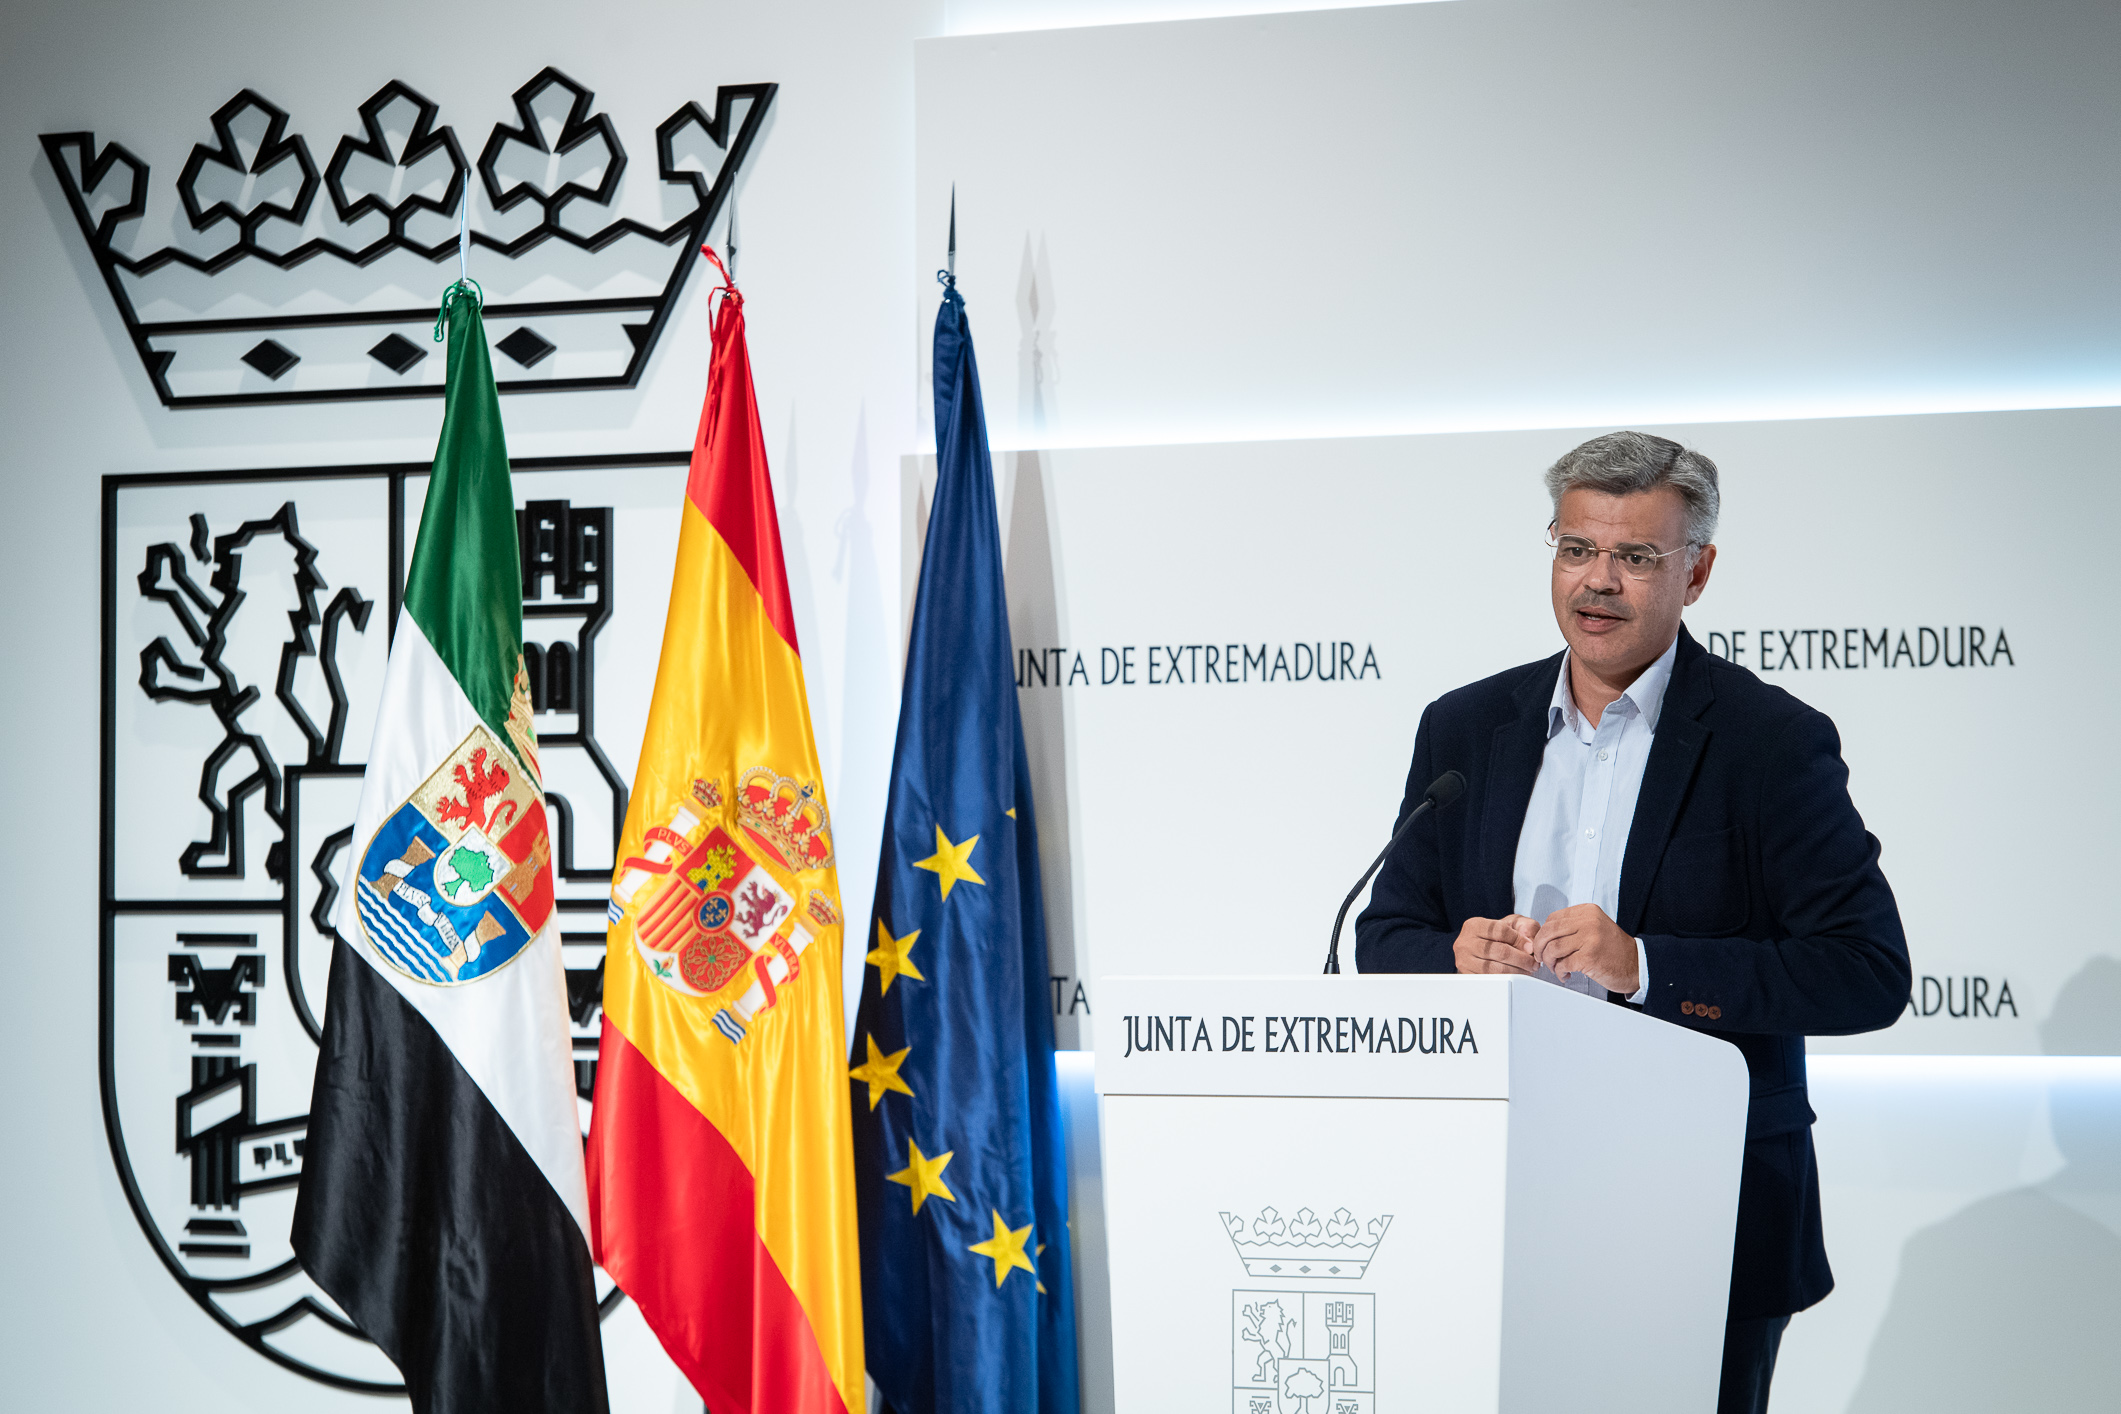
[1016,642,1382,688]
[1120,1013,1479,1058]
[1705,626,2014,671]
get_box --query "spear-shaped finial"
[726,187,740,281]
[938,184,957,288]
[456,179,470,283]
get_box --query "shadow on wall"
[1842,958,2121,1413]
[832,407,892,1042]
[1003,448,1082,1048]
[1016,232,1059,438]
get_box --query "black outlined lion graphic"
[137,502,371,880]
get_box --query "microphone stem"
[1324,796,1434,975]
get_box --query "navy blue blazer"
[1354,626,1910,1318]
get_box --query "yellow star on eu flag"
[968,1209,1038,1288]
[914,826,984,901]
[849,1033,914,1111]
[886,1140,957,1214]
[866,920,923,995]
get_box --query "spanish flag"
[587,253,863,1414]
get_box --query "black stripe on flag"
[294,941,609,1414]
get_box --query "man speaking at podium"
[1355,432,1911,1414]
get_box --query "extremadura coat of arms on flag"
[355,691,554,986]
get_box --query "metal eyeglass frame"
[1545,522,1694,579]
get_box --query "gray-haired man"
[1357,431,1910,1413]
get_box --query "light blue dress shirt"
[1510,635,1679,1003]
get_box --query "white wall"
[918,0,2121,448]
[1787,1057,2121,1412]
[2,1,932,1408]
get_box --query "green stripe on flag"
[405,285,522,744]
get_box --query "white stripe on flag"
[336,611,589,1239]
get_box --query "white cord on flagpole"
[433,174,482,343]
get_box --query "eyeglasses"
[1546,524,1692,580]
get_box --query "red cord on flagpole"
[701,244,741,334]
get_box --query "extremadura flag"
[586,252,865,1414]
[852,276,1080,1413]
[293,280,608,1413]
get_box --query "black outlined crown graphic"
[42,69,774,408]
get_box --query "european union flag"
[852,276,1079,1414]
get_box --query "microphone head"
[1425,769,1467,811]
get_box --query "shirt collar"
[1548,633,1681,740]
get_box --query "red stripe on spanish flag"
[592,1024,849,1414]
[684,289,799,653]
[587,257,863,1414]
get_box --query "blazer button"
[1707,1006,1722,1020]
[1681,1001,1695,1015]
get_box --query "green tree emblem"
[444,844,496,895]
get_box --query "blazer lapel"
[1617,627,1715,933]
[1481,654,1562,918]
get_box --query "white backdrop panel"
[914,405,2121,1055]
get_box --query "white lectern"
[1093,975,1749,1414]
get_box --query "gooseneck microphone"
[1323,770,1466,974]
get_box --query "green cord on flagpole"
[434,278,484,343]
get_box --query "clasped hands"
[1453,904,1640,996]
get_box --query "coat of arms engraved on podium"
[1224,1206,1386,1412]
[1232,1291,1376,1414]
